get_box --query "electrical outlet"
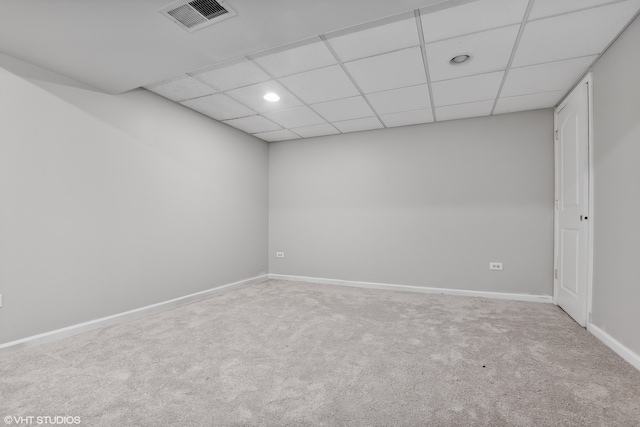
[276,252,284,258]
[0,294,3,308]
[489,262,503,271]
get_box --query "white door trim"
[586,73,595,324]
[553,73,594,325]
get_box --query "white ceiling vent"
[160,0,237,32]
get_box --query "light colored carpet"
[1,279,639,426]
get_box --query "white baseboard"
[588,323,640,371]
[268,274,553,303]
[0,274,268,356]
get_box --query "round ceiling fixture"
[263,92,280,102]
[450,54,472,65]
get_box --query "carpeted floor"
[1,279,639,426]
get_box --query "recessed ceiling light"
[450,54,472,65]
[263,92,280,102]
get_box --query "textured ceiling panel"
[311,96,375,122]
[366,84,431,115]
[502,56,597,97]
[146,75,216,102]
[380,108,434,127]
[436,100,495,121]
[180,93,255,120]
[289,123,341,138]
[225,81,303,113]
[328,17,420,62]
[253,129,301,142]
[332,117,385,133]
[252,40,337,78]
[222,115,282,133]
[421,0,528,42]
[345,47,426,94]
[528,0,618,20]
[494,90,567,115]
[279,65,360,104]
[513,1,640,67]
[431,72,504,107]
[191,59,270,91]
[425,25,519,82]
[262,106,326,128]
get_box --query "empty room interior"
[1,0,640,425]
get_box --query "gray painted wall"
[591,15,640,357]
[0,54,269,344]
[269,110,554,296]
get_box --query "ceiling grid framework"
[145,0,640,141]
[318,34,388,132]
[415,10,439,122]
[246,53,340,140]
[489,0,536,115]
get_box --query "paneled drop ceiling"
[146,0,640,141]
[1,0,637,141]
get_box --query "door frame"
[553,73,594,326]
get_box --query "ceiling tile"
[290,123,341,138]
[225,81,303,113]
[494,90,567,115]
[145,75,216,102]
[345,47,426,94]
[253,130,301,142]
[529,0,619,20]
[421,0,528,42]
[262,106,326,128]
[435,100,495,122]
[513,1,640,67]
[311,96,375,122]
[252,40,337,78]
[380,109,434,127]
[426,25,519,82]
[431,72,504,107]
[191,59,270,91]
[279,65,360,104]
[502,56,597,97]
[180,94,255,121]
[366,85,431,115]
[327,17,420,62]
[332,117,384,133]
[222,115,281,134]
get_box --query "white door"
[554,79,590,327]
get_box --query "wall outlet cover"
[489,262,503,271]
